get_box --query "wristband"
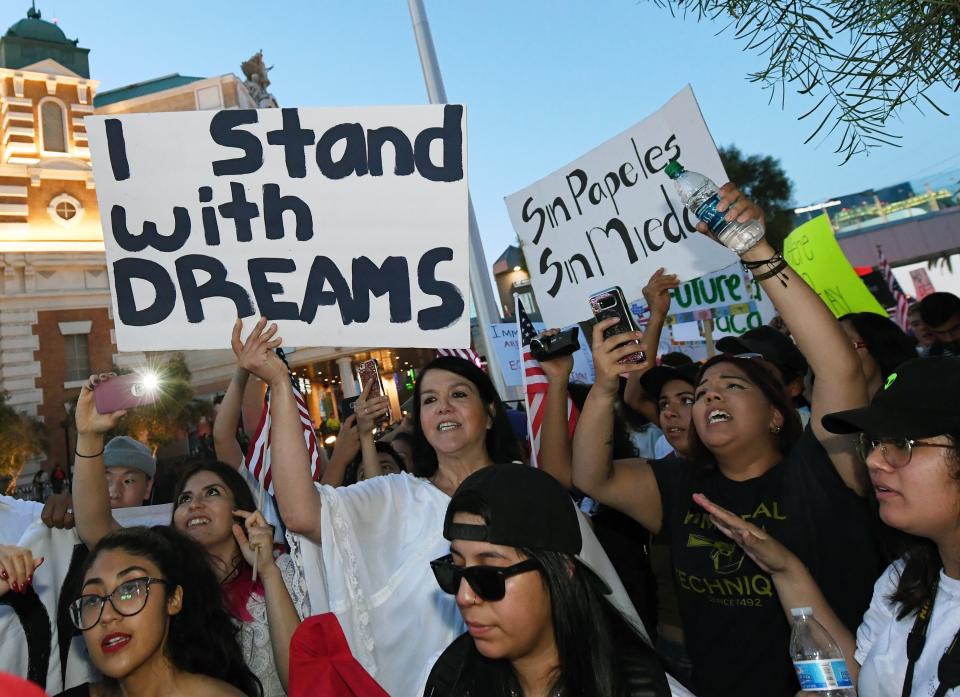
[75,447,105,458]
[742,252,789,287]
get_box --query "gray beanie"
[103,436,156,478]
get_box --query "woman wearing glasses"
[70,378,306,697]
[56,525,260,697]
[422,463,692,697]
[571,185,881,697]
[695,356,960,697]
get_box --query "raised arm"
[536,329,577,489]
[712,185,869,494]
[571,320,663,533]
[695,493,859,679]
[623,268,678,422]
[232,319,322,543]
[213,366,250,469]
[353,381,391,480]
[72,375,124,549]
[320,415,360,487]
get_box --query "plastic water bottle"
[664,159,765,255]
[789,607,857,695]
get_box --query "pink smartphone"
[93,374,159,414]
[357,359,391,424]
[588,286,646,364]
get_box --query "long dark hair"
[446,493,658,697]
[686,355,803,469]
[78,526,262,696]
[839,312,917,378]
[888,432,960,619]
[411,356,523,478]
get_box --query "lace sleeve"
[276,553,311,620]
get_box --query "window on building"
[41,101,68,153]
[64,334,90,383]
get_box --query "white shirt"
[857,560,960,697]
[289,471,671,697]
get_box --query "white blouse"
[856,560,960,697]
[238,554,311,697]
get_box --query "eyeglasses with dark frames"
[69,577,170,631]
[430,555,540,601]
[856,433,953,468]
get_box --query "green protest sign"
[783,215,887,317]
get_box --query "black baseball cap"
[822,356,960,439]
[444,463,581,554]
[444,463,612,593]
[716,326,808,380]
[640,363,700,401]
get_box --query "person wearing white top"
[693,356,960,697]
[232,322,691,697]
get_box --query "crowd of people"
[2,183,959,697]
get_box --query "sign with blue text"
[505,85,737,327]
[87,105,469,350]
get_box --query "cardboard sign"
[783,215,886,317]
[86,106,470,350]
[909,268,936,300]
[504,85,738,327]
[489,322,595,387]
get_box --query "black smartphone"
[588,286,646,364]
[340,395,360,421]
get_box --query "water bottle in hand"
[790,607,857,695]
[664,159,764,255]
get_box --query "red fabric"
[221,562,264,623]
[289,614,390,697]
[0,673,47,697]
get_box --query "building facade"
[0,8,413,491]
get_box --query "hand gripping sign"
[86,105,470,350]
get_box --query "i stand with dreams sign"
[86,105,469,351]
[505,86,738,328]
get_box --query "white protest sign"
[86,106,470,350]
[505,85,737,327]
[488,323,595,387]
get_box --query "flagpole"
[408,0,508,399]
[515,294,537,468]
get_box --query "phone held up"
[93,373,161,414]
[588,286,646,364]
[357,359,391,425]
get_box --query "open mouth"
[187,517,211,528]
[707,409,731,425]
[101,633,132,653]
[437,421,460,432]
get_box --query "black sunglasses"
[430,554,540,601]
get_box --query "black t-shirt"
[652,427,881,697]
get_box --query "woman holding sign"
[69,380,307,697]
[571,184,881,697]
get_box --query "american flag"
[517,298,579,467]
[245,348,322,495]
[877,245,910,330]
[436,347,484,369]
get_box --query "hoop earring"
[770,424,782,434]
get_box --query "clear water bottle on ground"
[789,607,857,695]
[664,159,765,255]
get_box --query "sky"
[34,0,960,271]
